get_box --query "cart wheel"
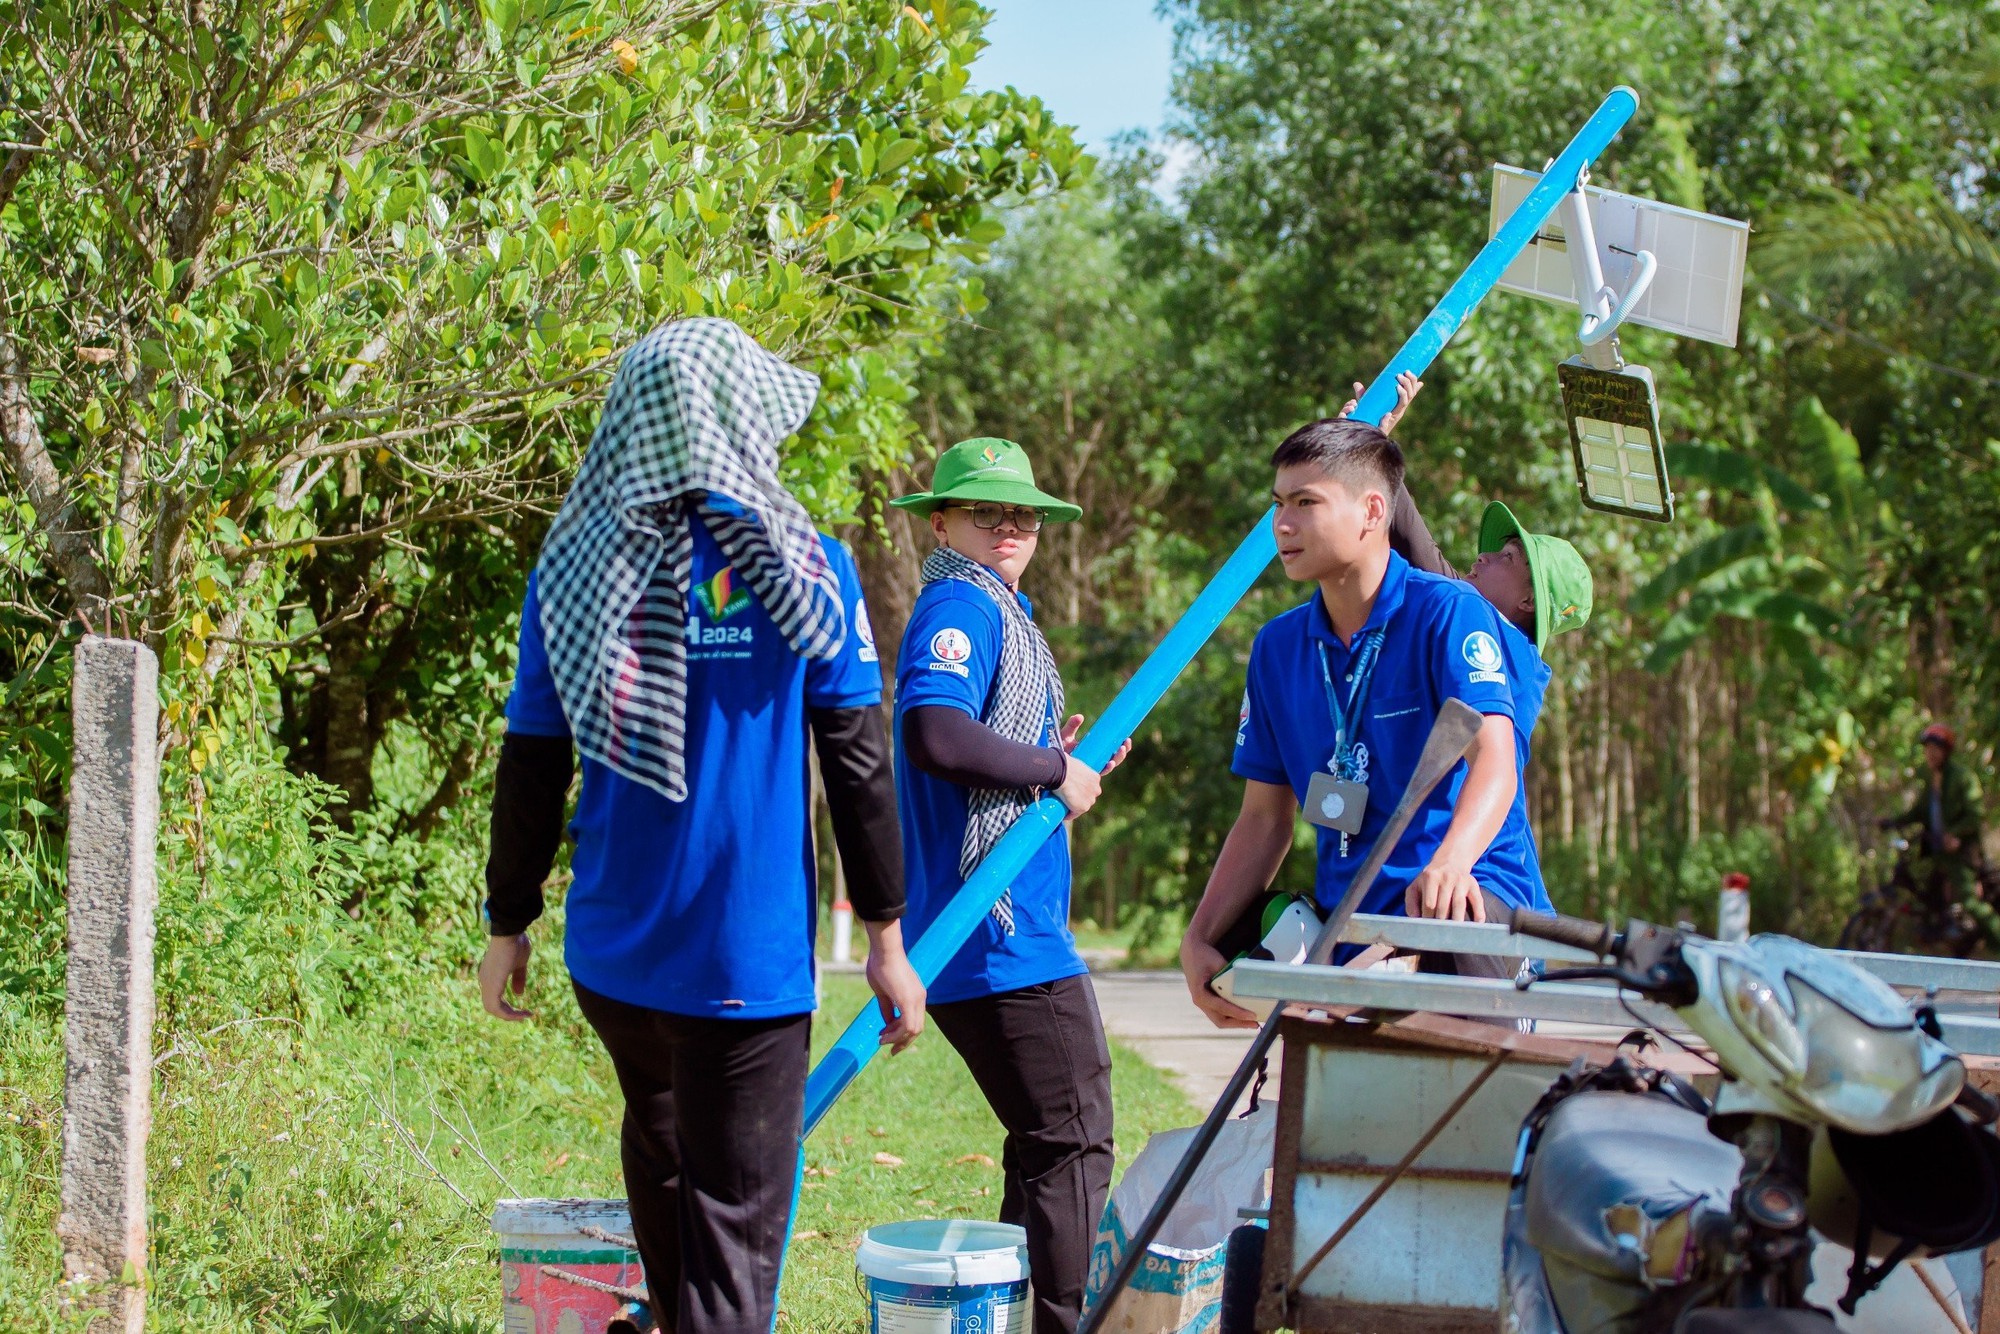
[1219,1223,1266,1334]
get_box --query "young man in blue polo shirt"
[1179,416,1534,1029]
[476,320,923,1334]
[1352,373,1595,926]
[888,436,1128,1334]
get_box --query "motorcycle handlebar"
[1509,908,1618,958]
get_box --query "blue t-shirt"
[1494,617,1554,912]
[894,580,1084,1005]
[504,526,882,1020]
[1232,550,1544,918]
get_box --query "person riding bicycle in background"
[1879,723,1996,945]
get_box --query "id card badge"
[1304,771,1367,835]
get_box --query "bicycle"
[1838,834,1986,957]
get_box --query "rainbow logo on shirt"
[694,567,752,621]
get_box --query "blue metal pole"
[801,85,1640,1138]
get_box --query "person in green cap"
[1343,373,1596,652]
[887,436,1128,1334]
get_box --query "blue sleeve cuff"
[1231,758,1290,788]
[1458,691,1516,721]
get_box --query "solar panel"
[1490,165,1749,347]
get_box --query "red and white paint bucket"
[493,1198,644,1334]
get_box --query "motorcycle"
[1499,908,2000,1333]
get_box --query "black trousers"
[573,980,809,1334]
[929,973,1116,1334]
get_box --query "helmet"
[1807,1107,2000,1311]
[1920,723,1956,752]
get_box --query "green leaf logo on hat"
[1477,501,1594,649]
[890,437,1082,522]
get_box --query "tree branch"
[395,734,482,842]
[0,316,109,613]
[0,123,45,216]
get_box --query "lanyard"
[1316,629,1384,781]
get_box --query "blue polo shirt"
[503,527,882,1020]
[895,580,1084,1005]
[1495,617,1553,911]
[1233,550,1544,918]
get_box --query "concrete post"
[1717,871,1751,944]
[58,636,158,1332]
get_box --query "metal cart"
[1225,915,2000,1334]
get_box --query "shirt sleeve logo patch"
[1236,690,1251,747]
[1462,629,1507,684]
[854,601,878,664]
[927,626,973,677]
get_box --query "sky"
[967,0,1177,156]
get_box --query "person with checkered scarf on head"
[477,319,924,1334]
[888,437,1132,1334]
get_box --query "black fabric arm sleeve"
[1389,479,1458,579]
[810,705,906,923]
[483,732,575,936]
[903,704,1069,791]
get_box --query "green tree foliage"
[0,0,1084,835]
[915,0,2000,936]
[1632,398,1876,684]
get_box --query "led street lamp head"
[1558,358,1674,523]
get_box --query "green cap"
[1478,501,1593,649]
[889,437,1081,522]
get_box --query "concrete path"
[1089,970,1277,1114]
[824,956,1277,1114]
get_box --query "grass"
[787,977,1193,1328]
[0,971,1193,1332]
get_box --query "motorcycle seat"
[1526,1090,1741,1285]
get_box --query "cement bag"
[1080,1103,1276,1334]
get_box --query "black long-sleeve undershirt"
[482,704,905,936]
[808,704,904,922]
[483,732,574,937]
[902,704,1068,791]
[1390,479,1457,579]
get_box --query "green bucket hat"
[1478,501,1593,649]
[889,437,1082,522]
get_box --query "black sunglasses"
[943,502,1046,533]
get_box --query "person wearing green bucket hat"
[889,435,1127,1334]
[888,434,1085,524]
[1468,500,1596,650]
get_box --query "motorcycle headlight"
[1720,957,1806,1077]
[1788,979,1965,1135]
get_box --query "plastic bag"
[1080,1104,1276,1334]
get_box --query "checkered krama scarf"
[920,546,1065,931]
[535,319,845,802]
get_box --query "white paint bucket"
[855,1218,1031,1333]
